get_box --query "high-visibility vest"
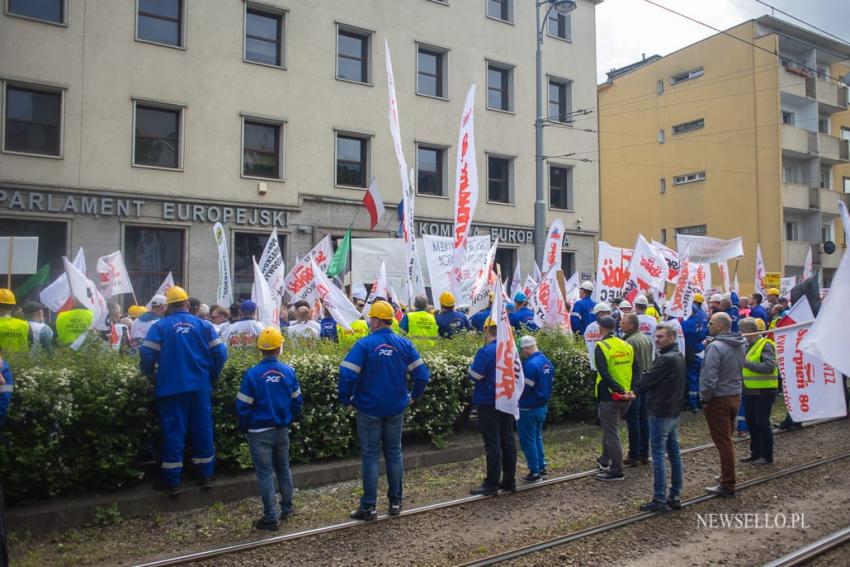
[338,319,369,348]
[406,311,438,338]
[0,316,30,353]
[743,337,778,390]
[56,309,93,345]
[595,336,634,398]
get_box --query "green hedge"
[0,331,595,501]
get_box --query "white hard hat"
[722,292,732,300]
[580,280,594,292]
[634,295,648,306]
[520,335,537,348]
[592,302,611,314]
[619,300,632,310]
[710,293,723,303]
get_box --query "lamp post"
[534,0,576,267]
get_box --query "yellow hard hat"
[755,318,766,331]
[767,288,780,296]
[439,291,456,307]
[693,293,704,304]
[128,305,148,318]
[483,317,496,329]
[257,326,284,350]
[0,288,16,306]
[368,300,394,320]
[165,285,189,304]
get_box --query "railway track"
[133,419,838,567]
[762,526,850,567]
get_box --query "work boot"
[639,500,670,513]
[254,517,279,531]
[522,472,542,483]
[388,502,402,517]
[470,484,499,496]
[350,506,378,521]
[705,484,735,497]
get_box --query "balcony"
[785,240,813,267]
[780,66,815,99]
[782,125,818,158]
[820,245,842,269]
[816,78,849,113]
[819,133,850,164]
[817,188,841,216]
[782,183,812,211]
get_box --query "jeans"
[247,427,293,522]
[517,405,548,474]
[736,396,748,433]
[744,392,776,461]
[649,416,683,502]
[478,405,517,488]
[356,411,404,508]
[704,395,740,490]
[625,394,649,459]
[598,400,631,475]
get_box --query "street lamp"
[534,0,577,267]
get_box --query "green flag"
[14,263,51,299]
[326,229,351,279]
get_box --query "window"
[488,155,513,203]
[782,110,795,125]
[676,225,707,236]
[548,79,572,123]
[659,178,666,194]
[124,226,184,302]
[672,118,704,135]
[673,171,705,185]
[233,231,284,299]
[820,166,832,189]
[841,127,850,142]
[337,27,370,83]
[549,164,572,210]
[133,102,181,169]
[136,0,183,47]
[0,219,67,300]
[658,129,665,144]
[656,80,664,95]
[660,228,667,244]
[8,0,64,23]
[486,0,512,22]
[494,248,516,281]
[561,251,575,276]
[336,133,369,187]
[242,118,283,179]
[416,145,445,196]
[822,223,834,243]
[818,117,829,134]
[844,176,850,194]
[547,11,571,40]
[417,45,446,98]
[785,221,799,241]
[487,62,513,112]
[3,84,63,157]
[783,165,798,184]
[670,67,704,85]
[244,6,284,67]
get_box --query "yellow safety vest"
[56,309,94,345]
[0,316,30,353]
[743,337,778,390]
[338,319,369,348]
[645,306,661,323]
[405,311,438,338]
[595,336,634,398]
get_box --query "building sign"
[0,188,287,227]
[414,220,570,247]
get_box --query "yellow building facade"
[599,16,850,291]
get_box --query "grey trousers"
[598,400,632,475]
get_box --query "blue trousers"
[356,411,404,508]
[649,415,683,502]
[518,405,548,474]
[157,388,215,487]
[686,355,701,410]
[737,396,748,433]
[626,394,649,459]
[247,427,293,522]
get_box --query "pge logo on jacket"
[262,370,282,383]
[172,322,194,334]
[375,343,398,357]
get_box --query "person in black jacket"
[631,324,686,512]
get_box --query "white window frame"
[672,118,705,135]
[333,129,373,189]
[675,224,707,236]
[415,42,449,101]
[243,2,288,70]
[820,166,832,189]
[656,80,664,95]
[658,129,665,144]
[783,165,798,184]
[841,126,850,142]
[485,151,516,205]
[415,141,450,198]
[546,10,571,42]
[843,176,850,194]
[240,113,286,182]
[547,75,573,124]
[335,23,374,86]
[485,0,514,24]
[486,60,515,114]
[131,98,186,171]
[5,0,68,26]
[670,66,704,85]
[672,171,706,186]
[785,221,799,241]
[821,223,834,243]
[547,162,574,211]
[134,0,187,50]
[1,79,66,159]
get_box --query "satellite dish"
[823,241,836,255]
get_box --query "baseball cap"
[240,300,258,313]
[520,335,537,348]
[580,281,594,292]
[150,294,167,307]
[513,292,527,303]
[592,302,611,314]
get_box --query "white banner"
[593,242,633,303]
[622,235,666,302]
[780,276,797,297]
[63,256,108,331]
[469,238,499,316]
[311,259,361,331]
[145,272,174,308]
[451,84,479,296]
[422,235,490,306]
[41,247,86,312]
[803,246,813,281]
[362,259,388,321]
[510,259,521,299]
[755,243,766,295]
[259,228,286,301]
[492,277,524,419]
[212,223,233,307]
[651,240,681,284]
[675,234,744,264]
[532,269,569,331]
[542,219,565,274]
[666,247,693,319]
[718,261,730,294]
[252,257,278,328]
[96,251,134,300]
[776,298,846,422]
[284,236,334,303]
[352,238,430,294]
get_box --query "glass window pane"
[139,0,180,19]
[488,68,503,90]
[337,136,363,162]
[246,11,279,42]
[124,227,184,302]
[489,157,510,203]
[138,15,180,45]
[6,87,60,123]
[337,136,366,187]
[243,122,279,178]
[418,74,438,97]
[245,37,279,66]
[338,58,365,82]
[418,50,438,75]
[338,32,365,59]
[9,0,63,22]
[417,147,441,195]
[135,106,179,168]
[487,0,507,20]
[4,87,61,155]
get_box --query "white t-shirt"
[287,320,321,339]
[584,321,603,371]
[222,319,264,347]
[638,313,658,357]
[131,317,159,343]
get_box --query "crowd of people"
[0,278,833,536]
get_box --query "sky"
[595,0,850,83]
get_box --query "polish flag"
[363,178,385,230]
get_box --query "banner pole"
[739,319,812,337]
[6,236,13,289]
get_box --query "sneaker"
[595,471,625,482]
[499,481,517,493]
[280,508,294,521]
[667,497,682,511]
[539,468,550,477]
[388,502,402,517]
[200,476,215,490]
[255,517,279,531]
[596,458,610,471]
[751,458,772,465]
[350,506,378,521]
[470,484,499,496]
[705,484,736,497]
[739,455,758,463]
[639,500,670,512]
[736,431,748,438]
[623,456,639,467]
[522,472,542,483]
[167,484,183,497]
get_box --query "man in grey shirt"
[622,313,653,465]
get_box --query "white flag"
[542,220,565,274]
[666,247,693,319]
[469,238,499,316]
[492,277,524,419]
[622,234,666,302]
[96,251,134,300]
[284,235,334,304]
[451,84,480,297]
[840,200,850,245]
[651,240,681,283]
[564,271,580,305]
[732,272,740,294]
[532,261,541,283]
[40,247,86,312]
[311,259,361,331]
[212,223,233,307]
[780,276,797,297]
[63,256,108,331]
[755,243,766,295]
[510,259,521,299]
[803,246,813,281]
[259,228,286,301]
[146,272,174,308]
[593,242,633,303]
[252,257,277,328]
[362,260,388,321]
[717,261,730,294]
[532,269,569,331]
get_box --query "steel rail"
[762,526,850,567]
[457,450,850,567]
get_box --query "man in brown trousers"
[700,312,746,496]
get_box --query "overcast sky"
[595,0,850,83]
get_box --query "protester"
[319,306,339,341]
[210,307,230,332]
[749,292,768,325]
[469,294,493,333]
[131,295,166,347]
[720,298,740,333]
[56,300,94,347]
[621,313,652,466]
[222,300,264,347]
[700,312,746,496]
[139,286,228,496]
[632,324,686,512]
[0,351,13,567]
[236,326,303,531]
[468,318,517,494]
[338,301,430,520]
[644,291,662,323]
[708,294,723,315]
[517,335,554,482]
[228,301,242,324]
[682,294,708,411]
[0,290,29,355]
[738,296,751,318]
[435,292,470,338]
[610,297,624,331]
[633,295,658,351]
[593,316,637,481]
[188,297,201,317]
[739,317,778,465]
[22,301,53,353]
[287,306,320,340]
[400,295,438,339]
[509,292,538,331]
[570,281,596,336]
[198,304,210,321]
[766,288,780,311]
[583,302,609,370]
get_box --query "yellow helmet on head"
[257,326,284,350]
[483,317,496,330]
[439,291,456,308]
[693,293,704,304]
[0,288,16,306]
[767,288,780,296]
[128,305,148,318]
[755,318,766,332]
[166,285,189,304]
[368,300,394,320]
